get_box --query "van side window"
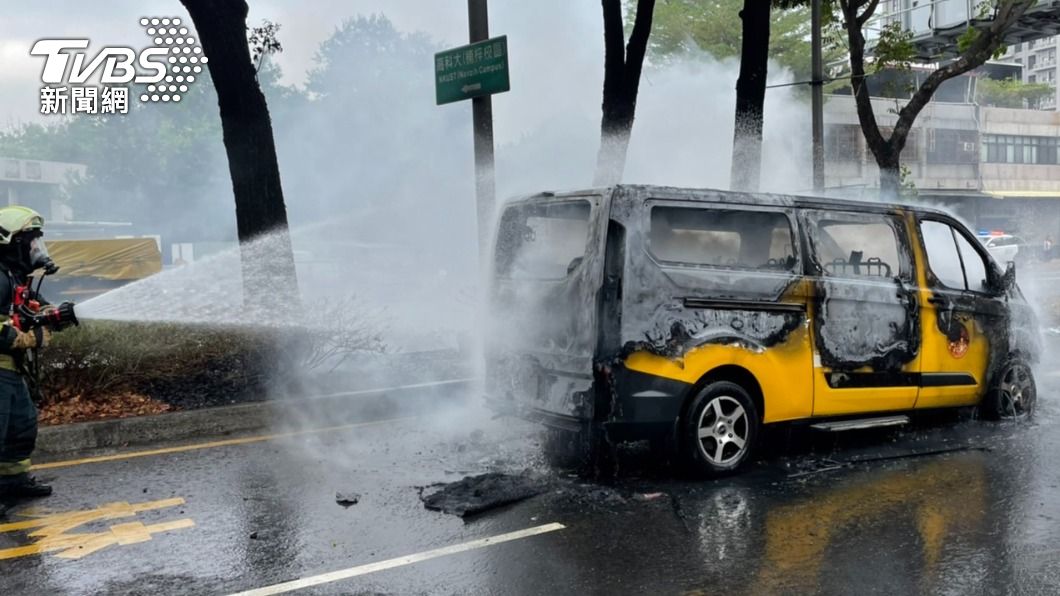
[648,207,795,271]
[956,233,989,293]
[921,220,990,292]
[806,213,907,280]
[921,221,965,288]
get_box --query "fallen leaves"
[38,392,172,426]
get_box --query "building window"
[24,161,41,181]
[927,129,979,164]
[982,134,1059,165]
[880,127,919,161]
[825,124,863,162]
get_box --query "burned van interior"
[648,207,796,272]
[495,200,591,280]
[812,219,901,279]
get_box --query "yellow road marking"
[31,416,416,471]
[0,498,193,560]
[0,497,185,533]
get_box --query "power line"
[771,72,869,88]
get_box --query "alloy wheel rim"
[697,395,749,465]
[999,363,1035,419]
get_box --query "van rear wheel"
[682,381,759,477]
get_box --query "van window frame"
[493,195,600,282]
[801,209,914,282]
[643,200,801,275]
[916,214,998,296]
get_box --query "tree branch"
[841,0,886,156]
[893,0,1035,147]
[623,0,657,97]
[857,0,880,27]
[601,0,626,89]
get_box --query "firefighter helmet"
[0,206,44,245]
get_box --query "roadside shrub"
[38,298,386,411]
[40,322,283,408]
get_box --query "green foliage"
[644,0,845,84]
[956,27,979,54]
[0,50,304,241]
[899,164,918,198]
[249,19,284,74]
[874,22,915,72]
[956,26,1008,60]
[976,77,1055,108]
[0,74,235,241]
[290,16,470,228]
[41,321,284,404]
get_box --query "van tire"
[980,357,1036,421]
[681,381,759,477]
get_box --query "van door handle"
[928,296,949,307]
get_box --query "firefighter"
[0,206,74,508]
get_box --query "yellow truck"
[43,238,162,301]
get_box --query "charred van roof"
[506,185,954,219]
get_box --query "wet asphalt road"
[0,364,1058,596]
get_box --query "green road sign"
[435,35,510,105]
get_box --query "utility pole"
[468,0,496,264]
[811,0,825,192]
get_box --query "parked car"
[487,185,1040,476]
[977,233,1022,264]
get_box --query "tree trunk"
[877,153,901,200]
[730,0,770,192]
[180,0,298,309]
[594,0,655,186]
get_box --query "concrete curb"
[36,378,477,456]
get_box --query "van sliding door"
[803,210,921,416]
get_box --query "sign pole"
[468,0,495,266]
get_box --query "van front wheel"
[981,358,1036,420]
[682,381,759,477]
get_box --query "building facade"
[1002,35,1060,110]
[824,95,1060,242]
[0,157,84,224]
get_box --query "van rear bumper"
[484,394,676,441]
[485,368,690,440]
[484,395,586,432]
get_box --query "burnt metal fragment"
[421,472,549,517]
[335,492,361,507]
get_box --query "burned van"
[486,186,1040,476]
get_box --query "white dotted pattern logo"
[138,17,207,103]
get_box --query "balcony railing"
[865,0,1060,60]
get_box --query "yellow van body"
[487,186,1038,474]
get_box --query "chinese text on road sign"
[435,35,510,105]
